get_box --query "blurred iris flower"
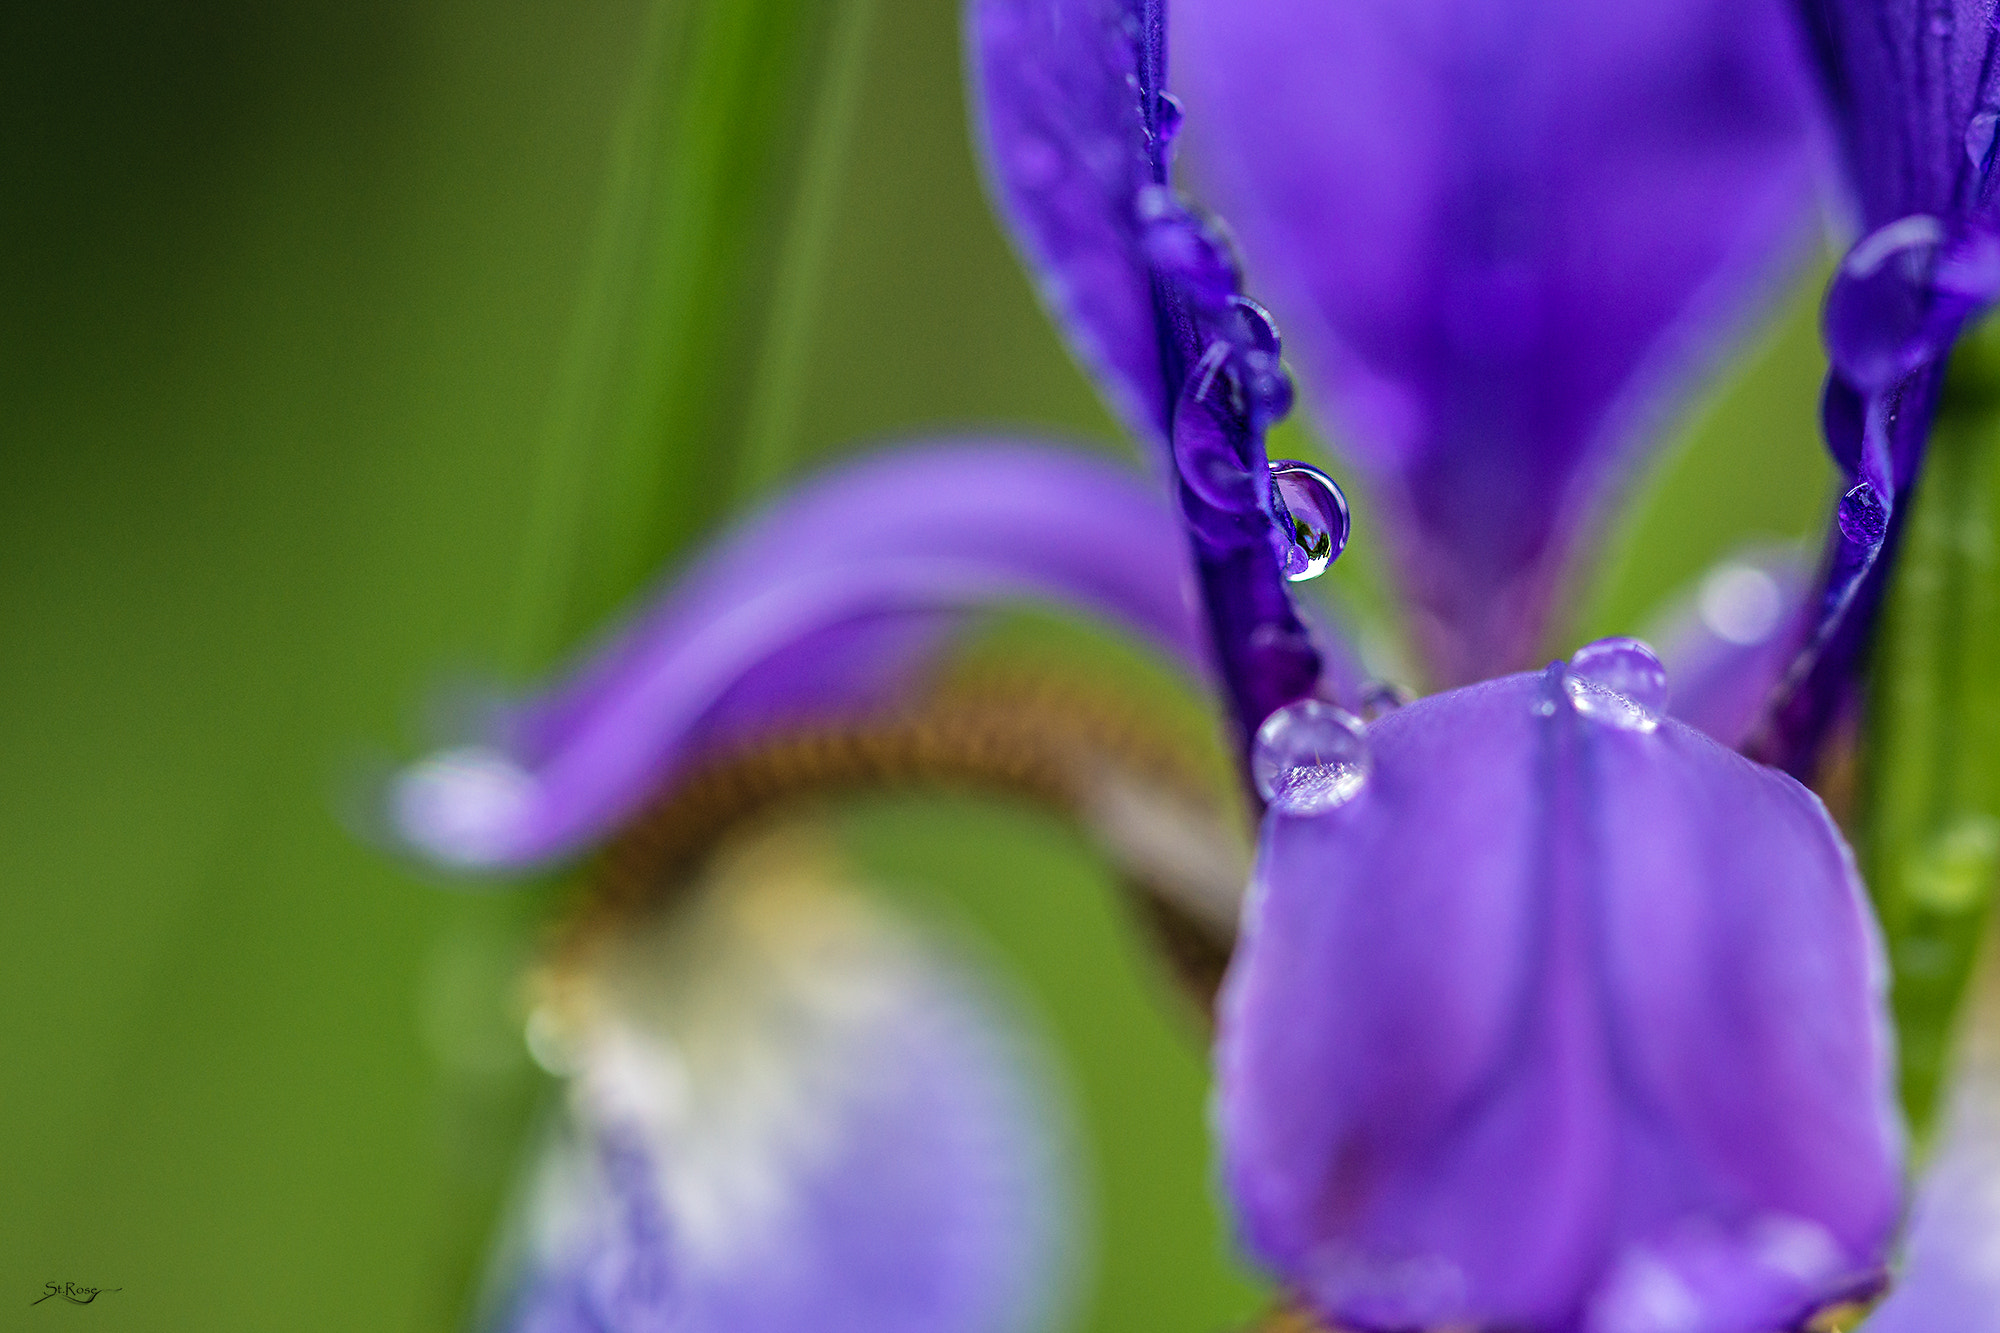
[376,0,2000,1329]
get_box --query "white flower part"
[502,833,1076,1333]
[392,744,535,867]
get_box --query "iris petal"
[1174,0,1816,685]
[968,0,1172,442]
[1217,669,1901,1332]
[392,441,1207,869]
[495,861,1072,1333]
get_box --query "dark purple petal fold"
[1791,0,2000,229]
[1218,668,1902,1332]
[391,441,1208,869]
[968,0,1339,750]
[1176,0,1817,686]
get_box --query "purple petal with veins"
[969,0,1336,747]
[1217,667,1901,1333]
[1175,0,1816,686]
[390,441,1207,870]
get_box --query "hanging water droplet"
[1824,215,1959,389]
[1154,91,1185,147]
[1267,461,1350,581]
[1137,185,1238,310]
[1563,638,1669,733]
[1968,108,2000,176]
[1838,481,1890,546]
[1357,680,1414,721]
[1251,700,1372,814]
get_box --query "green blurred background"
[0,0,1835,1328]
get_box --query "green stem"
[735,0,879,502]
[1862,314,2000,1146]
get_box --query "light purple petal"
[392,441,1207,869]
[1218,667,1902,1332]
[1865,981,2000,1333]
[497,885,1074,1333]
[1175,0,1817,685]
[968,0,1171,441]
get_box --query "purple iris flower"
[387,0,1912,1329]
[1752,0,2000,772]
[1173,0,1820,688]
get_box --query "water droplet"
[1137,186,1237,309]
[1251,700,1372,814]
[1563,638,1668,733]
[1824,215,1962,389]
[1698,562,1786,645]
[1228,295,1281,357]
[1267,461,1350,581]
[1837,481,1889,546]
[1968,108,2000,176]
[1357,680,1413,721]
[1154,91,1184,147]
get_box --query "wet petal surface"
[1218,669,1902,1332]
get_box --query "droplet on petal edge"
[1823,215,1950,391]
[1267,460,1350,582]
[1251,700,1371,814]
[1563,637,1669,733]
[1357,680,1414,722]
[1153,91,1184,148]
[1838,481,1890,547]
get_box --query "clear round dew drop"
[1563,637,1669,733]
[1267,461,1351,582]
[1838,481,1890,547]
[1823,215,1953,390]
[1251,699,1372,814]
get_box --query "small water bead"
[1251,700,1372,814]
[1357,680,1414,722]
[1153,91,1185,148]
[1563,638,1669,733]
[1267,461,1351,582]
[1824,215,1952,390]
[1136,185,1238,310]
[1838,481,1890,546]
[1969,107,2000,177]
